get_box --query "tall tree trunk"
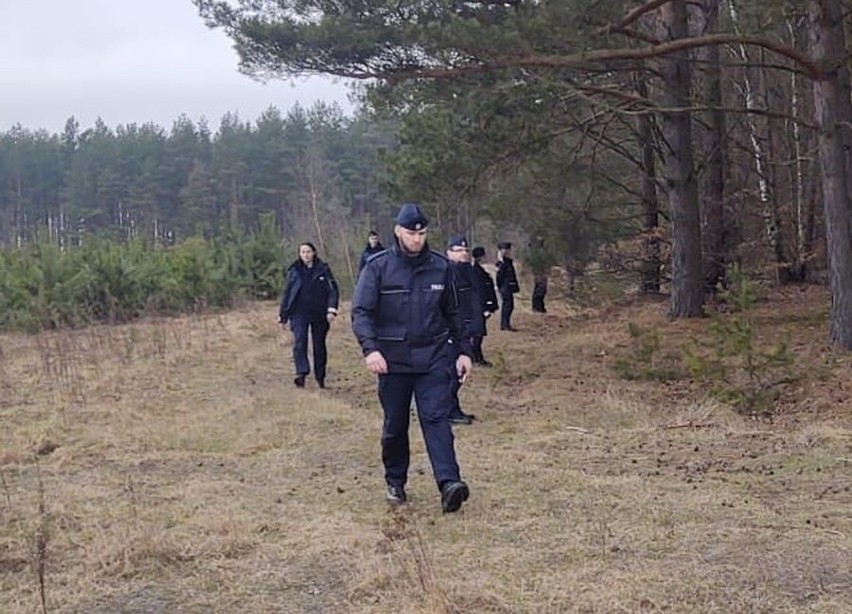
[810,0,852,348]
[787,16,812,282]
[728,0,789,282]
[661,0,704,316]
[635,73,661,295]
[695,0,727,294]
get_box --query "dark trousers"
[289,314,329,382]
[532,291,547,313]
[471,335,485,363]
[378,369,461,490]
[500,291,515,329]
[447,342,464,416]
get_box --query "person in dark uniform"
[351,204,473,513]
[471,246,498,366]
[495,241,520,331]
[358,230,385,274]
[532,273,548,313]
[279,242,340,389]
[446,235,482,425]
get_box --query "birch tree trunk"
[727,0,789,282]
[810,0,852,348]
[661,0,704,316]
[787,16,811,282]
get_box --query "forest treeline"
[0,102,397,264]
[0,104,408,331]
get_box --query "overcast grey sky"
[0,0,356,134]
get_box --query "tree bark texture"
[661,0,704,316]
[810,0,852,348]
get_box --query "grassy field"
[1,283,850,613]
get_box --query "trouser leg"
[446,342,462,415]
[378,373,414,487]
[500,292,514,329]
[310,318,329,382]
[470,335,484,363]
[413,368,461,489]
[289,315,310,376]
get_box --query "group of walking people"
[277,203,536,513]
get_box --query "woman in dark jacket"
[279,242,340,388]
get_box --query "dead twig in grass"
[745,523,847,540]
[32,456,49,614]
[661,421,717,430]
[565,426,591,434]
[0,466,11,509]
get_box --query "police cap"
[396,204,429,231]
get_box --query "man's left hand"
[456,354,473,383]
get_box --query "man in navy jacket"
[445,234,482,425]
[358,230,385,275]
[351,204,473,513]
[471,246,498,365]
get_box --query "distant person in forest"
[445,235,482,425]
[532,273,548,313]
[358,230,385,274]
[351,203,472,513]
[279,242,340,389]
[471,246,498,366]
[496,242,520,331]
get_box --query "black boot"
[448,411,475,425]
[440,481,470,513]
[386,484,407,505]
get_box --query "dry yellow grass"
[1,284,850,613]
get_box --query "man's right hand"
[365,351,388,375]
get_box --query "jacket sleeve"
[443,266,473,358]
[495,261,505,290]
[358,250,367,273]
[351,261,380,356]
[279,268,294,323]
[325,264,340,313]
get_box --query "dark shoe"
[441,481,469,513]
[386,484,407,505]
[294,375,306,388]
[448,411,475,425]
[317,379,325,389]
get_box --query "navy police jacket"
[358,242,385,273]
[279,259,339,323]
[473,262,499,315]
[496,257,520,295]
[352,240,472,373]
[451,261,485,338]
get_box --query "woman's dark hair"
[368,230,378,237]
[299,241,318,254]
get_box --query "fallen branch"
[661,421,717,430]
[565,426,591,434]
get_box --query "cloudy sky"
[0,0,356,134]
